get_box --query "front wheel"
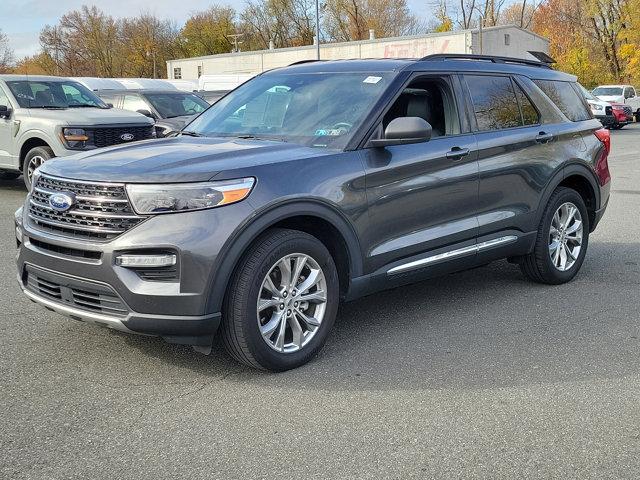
[221,228,339,371]
[23,146,54,190]
[520,187,590,284]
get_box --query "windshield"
[186,72,393,149]
[593,87,623,97]
[6,80,108,109]
[145,92,209,118]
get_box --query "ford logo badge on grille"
[120,133,135,141]
[49,192,75,212]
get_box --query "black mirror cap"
[370,117,432,148]
[0,105,11,118]
[136,109,155,119]
[106,102,114,108]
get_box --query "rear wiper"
[180,131,203,137]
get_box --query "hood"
[40,136,332,183]
[23,107,154,125]
[595,95,624,103]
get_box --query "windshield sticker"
[363,76,382,84]
[315,129,344,136]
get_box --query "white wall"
[167,26,549,80]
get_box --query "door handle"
[535,132,554,144]
[446,147,470,160]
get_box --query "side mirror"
[106,102,114,108]
[0,105,11,119]
[136,109,155,119]
[369,117,432,148]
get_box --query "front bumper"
[15,200,254,345]
[595,114,615,128]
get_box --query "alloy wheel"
[27,155,45,183]
[548,202,583,272]
[257,253,327,353]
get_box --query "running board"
[387,236,518,275]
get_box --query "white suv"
[593,84,640,120]
[0,75,154,189]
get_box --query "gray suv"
[0,75,155,189]
[15,55,611,371]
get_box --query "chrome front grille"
[24,267,128,317]
[28,174,143,240]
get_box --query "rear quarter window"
[533,80,592,122]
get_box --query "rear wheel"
[520,187,590,284]
[221,228,339,371]
[23,146,54,190]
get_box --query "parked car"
[593,84,640,121]
[71,77,125,91]
[609,103,634,129]
[15,56,611,371]
[97,89,210,137]
[578,84,615,128]
[0,75,155,189]
[114,78,176,90]
[198,74,253,91]
[166,79,199,92]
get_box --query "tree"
[0,29,14,73]
[181,6,237,56]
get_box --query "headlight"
[61,128,90,149]
[126,178,255,215]
[589,103,603,111]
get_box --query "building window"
[504,34,510,46]
[173,67,182,79]
[197,66,203,78]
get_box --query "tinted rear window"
[534,80,591,122]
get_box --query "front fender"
[17,129,65,157]
[204,198,364,313]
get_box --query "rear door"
[361,73,479,274]
[464,74,569,241]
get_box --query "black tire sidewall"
[23,146,53,190]
[229,231,339,371]
[537,189,590,283]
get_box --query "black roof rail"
[419,54,551,69]
[288,59,325,66]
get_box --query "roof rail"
[419,54,551,69]
[288,59,324,66]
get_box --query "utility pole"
[315,0,321,60]
[228,33,244,53]
[472,7,485,55]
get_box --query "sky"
[2,0,431,60]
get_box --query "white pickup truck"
[593,85,640,121]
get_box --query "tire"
[520,187,590,285]
[611,124,623,130]
[0,170,20,180]
[221,228,339,371]
[23,145,54,190]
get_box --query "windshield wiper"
[68,104,101,108]
[30,105,66,110]
[180,130,203,137]
[233,134,288,143]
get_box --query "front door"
[361,74,479,274]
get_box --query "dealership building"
[166,25,550,81]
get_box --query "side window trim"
[0,84,14,109]
[511,76,542,126]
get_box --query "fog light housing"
[115,254,177,268]
[15,226,23,247]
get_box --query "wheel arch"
[205,199,364,314]
[536,162,600,232]
[19,135,53,162]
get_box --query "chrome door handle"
[446,147,470,160]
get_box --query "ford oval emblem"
[120,133,135,141]
[49,192,75,212]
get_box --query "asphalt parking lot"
[1,125,640,479]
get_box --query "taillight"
[594,128,611,186]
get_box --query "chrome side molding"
[387,235,518,275]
